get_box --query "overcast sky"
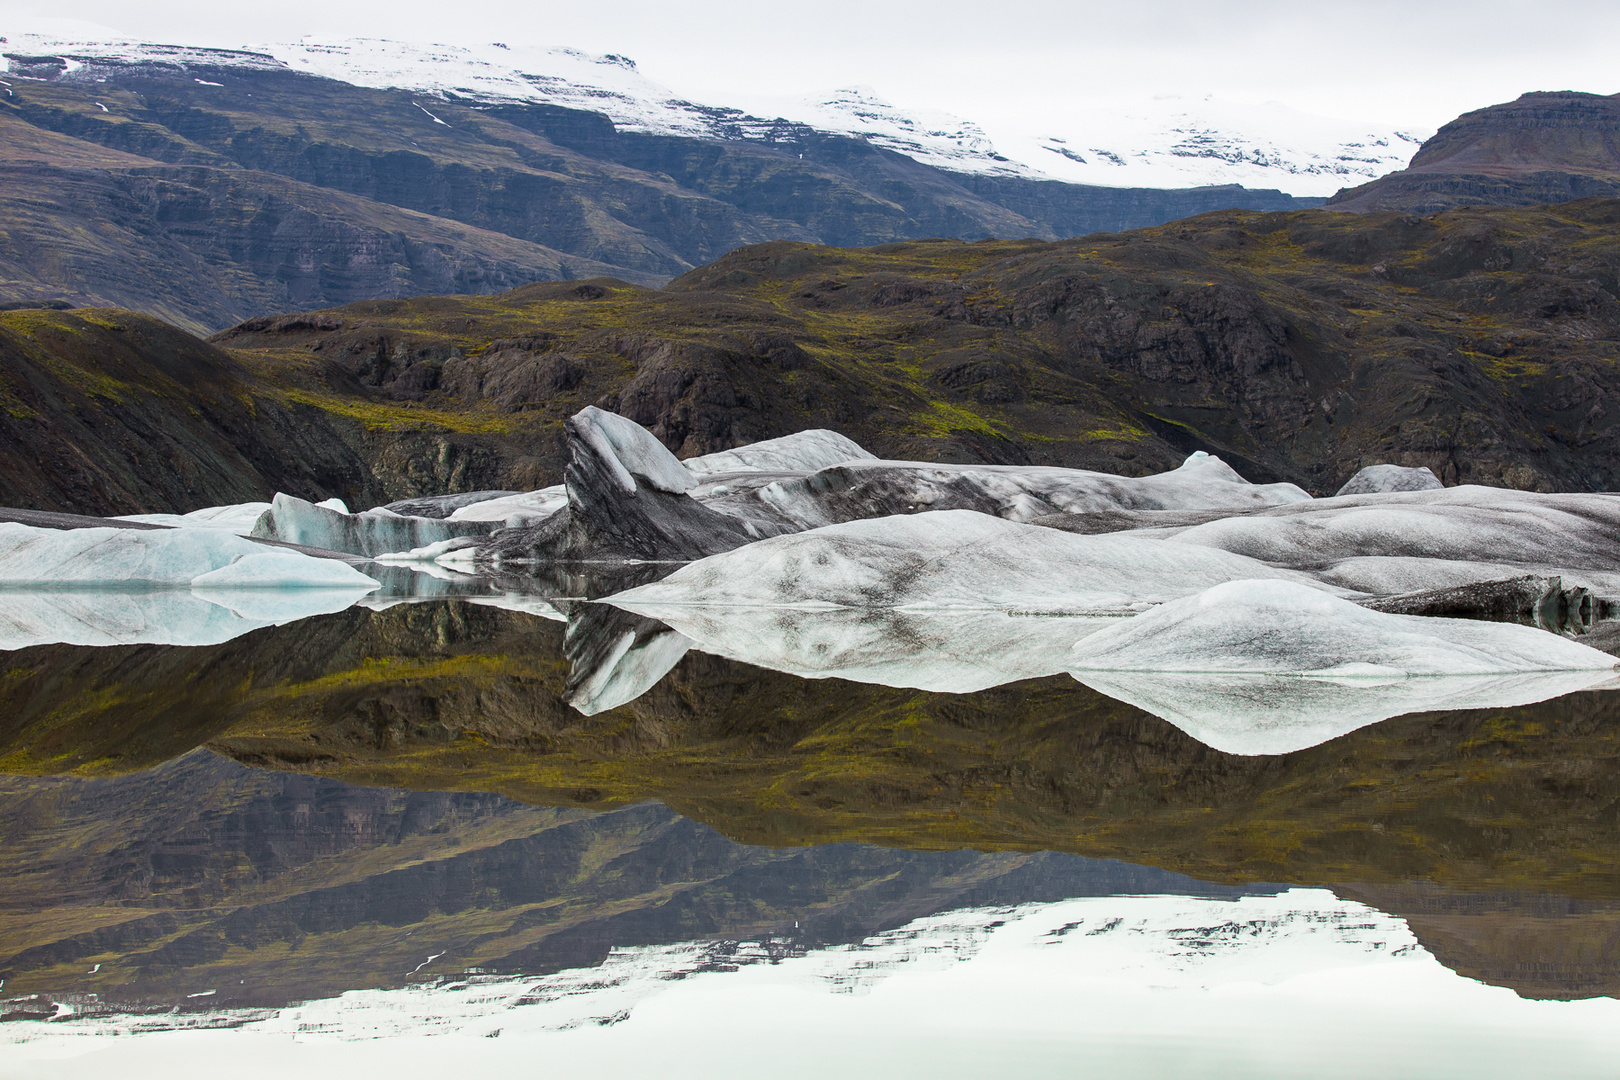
[3,0,1616,131]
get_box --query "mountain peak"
[1327,91,1620,213]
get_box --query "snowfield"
[4,889,1617,1078]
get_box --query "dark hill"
[1328,92,1620,213]
[5,199,1620,516]
[0,48,1314,330]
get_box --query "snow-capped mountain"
[1,31,1426,196]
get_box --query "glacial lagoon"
[0,583,1618,1078]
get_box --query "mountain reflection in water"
[0,595,1616,1073]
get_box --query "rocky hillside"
[0,112,629,336]
[0,46,1313,331]
[1328,92,1620,213]
[5,197,1620,516]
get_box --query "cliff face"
[1327,92,1620,214]
[0,57,1314,331]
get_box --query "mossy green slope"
[7,198,1620,513]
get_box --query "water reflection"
[6,567,1616,757]
[0,751,1614,1075]
[1,596,1617,1072]
[0,751,1281,1014]
[1,600,1616,901]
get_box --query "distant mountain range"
[0,31,1381,332]
[0,30,1614,337]
[4,33,1426,194]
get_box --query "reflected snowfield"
[5,890,1618,1079]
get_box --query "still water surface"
[0,584,1616,1077]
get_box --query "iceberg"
[0,589,277,650]
[562,604,693,715]
[1067,580,1618,677]
[187,585,376,626]
[116,501,274,535]
[1335,464,1444,496]
[1157,487,1620,572]
[251,493,495,558]
[484,407,770,564]
[1070,667,1618,756]
[598,605,1120,694]
[188,549,379,589]
[692,449,1313,534]
[381,490,523,518]
[574,406,699,496]
[682,429,875,476]
[605,509,1326,613]
[0,522,380,648]
[446,486,567,525]
[0,522,376,587]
